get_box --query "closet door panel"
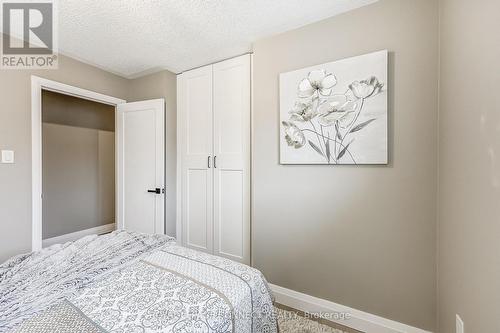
[186,169,210,248]
[178,65,214,253]
[213,55,251,264]
[217,170,244,258]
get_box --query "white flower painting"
[280,50,388,164]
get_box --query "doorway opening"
[31,76,126,251]
[41,90,117,247]
[32,76,167,251]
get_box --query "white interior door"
[178,65,214,253]
[213,55,251,264]
[117,99,165,234]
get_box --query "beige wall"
[42,123,114,239]
[252,0,438,330]
[438,0,500,332]
[127,71,177,236]
[42,90,115,131]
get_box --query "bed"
[0,231,277,333]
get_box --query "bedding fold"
[0,231,174,332]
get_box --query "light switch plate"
[456,314,464,333]
[1,150,14,163]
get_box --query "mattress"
[0,231,277,333]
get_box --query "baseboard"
[42,223,115,248]
[269,284,432,333]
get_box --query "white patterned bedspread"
[0,231,277,333]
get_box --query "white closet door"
[178,65,214,253]
[116,99,165,235]
[213,55,251,264]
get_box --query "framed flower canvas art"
[279,50,388,165]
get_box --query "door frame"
[31,75,126,251]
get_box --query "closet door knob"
[208,156,211,168]
[214,156,217,168]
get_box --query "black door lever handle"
[147,188,162,194]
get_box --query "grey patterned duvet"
[0,231,277,333]
[14,300,107,333]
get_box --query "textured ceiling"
[54,0,377,77]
